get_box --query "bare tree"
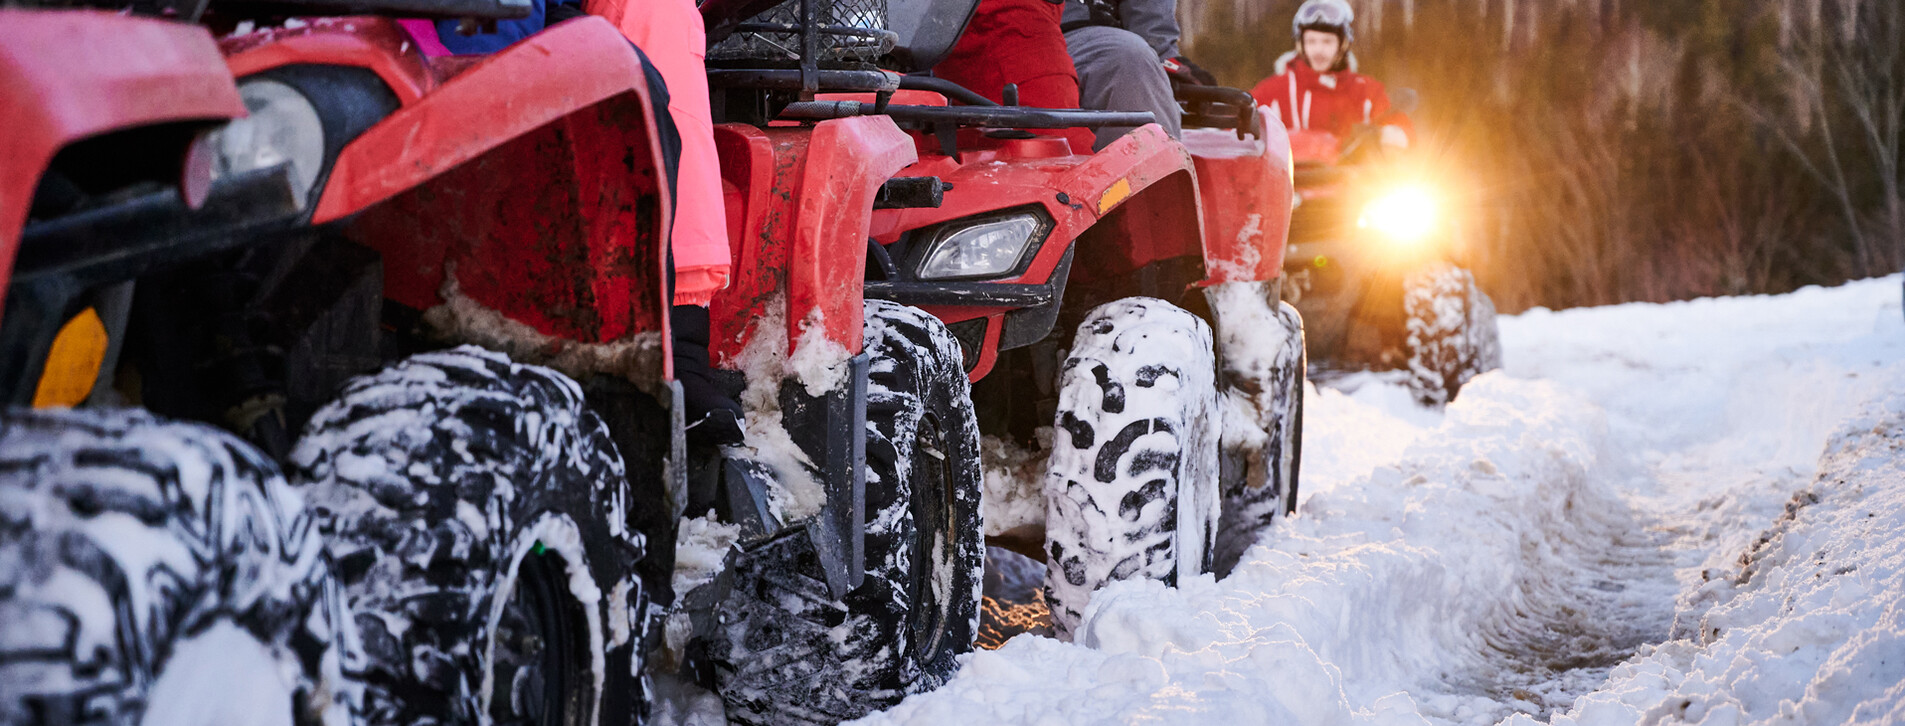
[1752,0,1905,275]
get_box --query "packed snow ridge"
[855,276,1905,725]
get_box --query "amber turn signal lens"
[33,308,108,408]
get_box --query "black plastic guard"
[777,352,870,599]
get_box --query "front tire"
[290,346,649,726]
[1042,298,1220,641]
[0,409,348,726]
[705,300,983,725]
[1403,264,1503,405]
[1204,282,1307,576]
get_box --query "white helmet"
[1292,0,1354,45]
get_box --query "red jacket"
[931,0,1097,154]
[1249,58,1412,141]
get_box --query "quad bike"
[690,0,1304,673]
[1278,100,1502,404]
[3,5,689,725]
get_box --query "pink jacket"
[584,0,734,307]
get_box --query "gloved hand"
[672,305,747,448]
[1162,55,1218,86]
[1380,124,1410,150]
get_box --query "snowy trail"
[853,276,1905,725]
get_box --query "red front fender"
[1185,122,1294,284]
[280,17,664,225]
[322,18,675,377]
[710,117,918,366]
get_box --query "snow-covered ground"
[854,276,1905,725]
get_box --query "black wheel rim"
[491,543,593,726]
[907,413,957,663]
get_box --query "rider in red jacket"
[1249,0,1412,149]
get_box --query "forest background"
[1179,0,1905,312]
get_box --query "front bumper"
[1,167,304,404]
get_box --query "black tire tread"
[288,346,646,726]
[707,301,983,726]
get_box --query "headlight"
[916,213,1043,280]
[1357,186,1437,244]
[204,79,326,208]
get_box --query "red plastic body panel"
[709,117,919,365]
[1,10,244,306]
[867,125,1199,379]
[245,17,675,357]
[1183,123,1294,283]
[1289,127,1349,201]
[268,18,661,225]
[222,18,440,106]
[1288,128,1340,165]
[871,123,1197,305]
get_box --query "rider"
[1060,0,1214,150]
[1249,0,1412,150]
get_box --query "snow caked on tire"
[1043,298,1220,641]
[290,346,649,726]
[1204,282,1306,576]
[0,408,352,726]
[706,300,983,726]
[1403,264,1503,405]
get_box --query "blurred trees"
[1181,0,1905,311]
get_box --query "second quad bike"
[1278,101,1503,404]
[693,0,1306,667]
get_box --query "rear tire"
[0,408,348,725]
[705,300,983,725]
[289,346,649,726]
[1403,264,1502,405]
[1042,298,1220,641]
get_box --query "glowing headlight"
[917,213,1043,280]
[204,79,326,207]
[1357,187,1437,244]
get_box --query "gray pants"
[1064,25,1181,151]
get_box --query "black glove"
[672,305,747,448]
[1163,55,1218,86]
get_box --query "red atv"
[1279,107,1503,404]
[689,0,1304,678]
[3,5,683,724]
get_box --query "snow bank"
[857,276,1905,725]
[1535,394,1905,725]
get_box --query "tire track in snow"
[1455,490,1678,719]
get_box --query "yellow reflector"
[33,308,108,409]
[1097,178,1132,215]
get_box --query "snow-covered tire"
[0,408,351,726]
[1042,298,1220,641]
[1204,282,1306,576]
[706,300,983,725]
[1403,264,1503,405]
[290,346,649,726]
